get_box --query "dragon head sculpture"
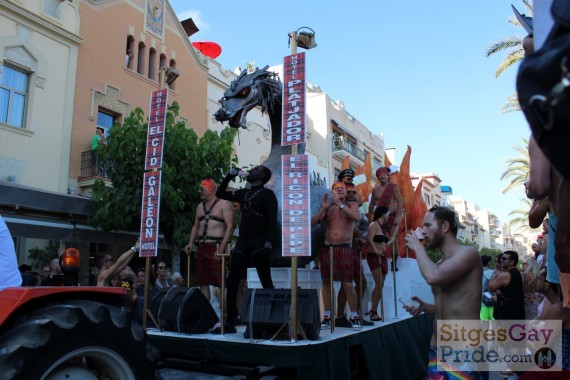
[214,66,281,131]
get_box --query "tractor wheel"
[0,299,158,380]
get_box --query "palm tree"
[506,198,535,233]
[500,138,529,194]
[485,0,533,113]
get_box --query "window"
[148,48,157,80]
[125,35,135,69]
[169,59,176,90]
[0,65,29,128]
[137,42,146,75]
[97,110,115,135]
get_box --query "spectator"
[403,206,484,379]
[40,258,63,286]
[96,240,140,286]
[154,261,172,288]
[171,272,184,287]
[490,250,525,320]
[0,214,22,289]
[480,255,495,321]
[521,257,543,320]
[90,127,106,176]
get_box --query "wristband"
[264,242,272,250]
[131,246,139,254]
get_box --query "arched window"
[125,35,135,69]
[137,42,146,75]
[169,59,176,90]
[148,48,157,80]
[159,53,167,70]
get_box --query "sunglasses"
[158,266,166,269]
[347,191,357,194]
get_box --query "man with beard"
[403,206,485,379]
[213,165,278,333]
[367,167,403,271]
[184,179,234,301]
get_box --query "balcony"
[77,150,111,194]
[332,136,365,164]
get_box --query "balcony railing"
[332,136,365,162]
[80,150,109,179]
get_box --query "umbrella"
[192,41,222,59]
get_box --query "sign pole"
[289,33,299,343]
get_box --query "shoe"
[369,310,382,321]
[211,322,236,334]
[320,316,331,330]
[350,317,362,330]
[334,316,351,328]
[361,318,374,326]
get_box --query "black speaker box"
[240,288,320,340]
[149,287,219,334]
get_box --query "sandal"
[369,310,382,321]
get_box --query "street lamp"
[288,27,317,53]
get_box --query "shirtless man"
[367,167,403,270]
[311,181,362,329]
[403,206,485,379]
[185,179,234,300]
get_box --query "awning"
[0,181,95,216]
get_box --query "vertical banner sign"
[140,171,162,257]
[139,88,168,257]
[282,52,306,146]
[281,154,311,256]
[145,89,168,171]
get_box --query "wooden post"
[216,243,231,335]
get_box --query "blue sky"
[170,0,531,225]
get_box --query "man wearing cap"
[368,167,403,270]
[312,181,363,330]
[184,179,234,301]
[338,168,355,184]
[213,165,278,333]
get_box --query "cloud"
[175,9,210,34]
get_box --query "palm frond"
[495,50,524,77]
[500,93,521,113]
[485,38,522,57]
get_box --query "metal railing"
[80,150,109,178]
[332,137,366,162]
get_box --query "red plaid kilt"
[352,249,361,279]
[195,243,223,287]
[367,254,388,275]
[320,246,354,284]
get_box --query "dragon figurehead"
[214,66,282,145]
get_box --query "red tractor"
[0,250,158,379]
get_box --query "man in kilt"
[311,181,362,330]
[185,179,235,301]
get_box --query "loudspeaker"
[149,287,218,334]
[240,288,320,340]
